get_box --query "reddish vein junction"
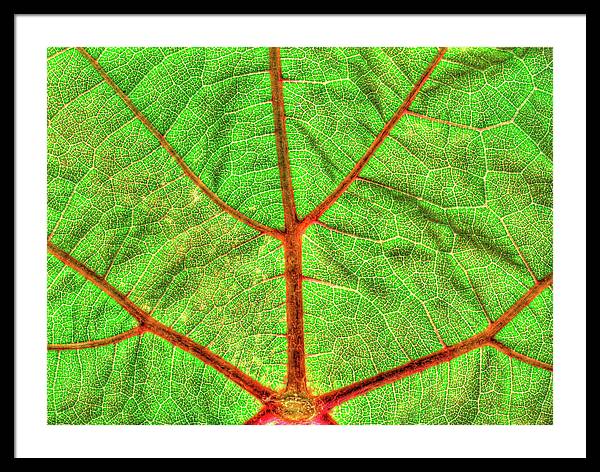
[48,47,553,425]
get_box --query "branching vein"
[76,47,283,241]
[47,240,276,403]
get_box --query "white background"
[15,14,586,458]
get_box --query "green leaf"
[47,47,552,425]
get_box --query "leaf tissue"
[47,47,553,425]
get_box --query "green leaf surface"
[47,47,553,425]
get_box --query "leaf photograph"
[47,46,553,425]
